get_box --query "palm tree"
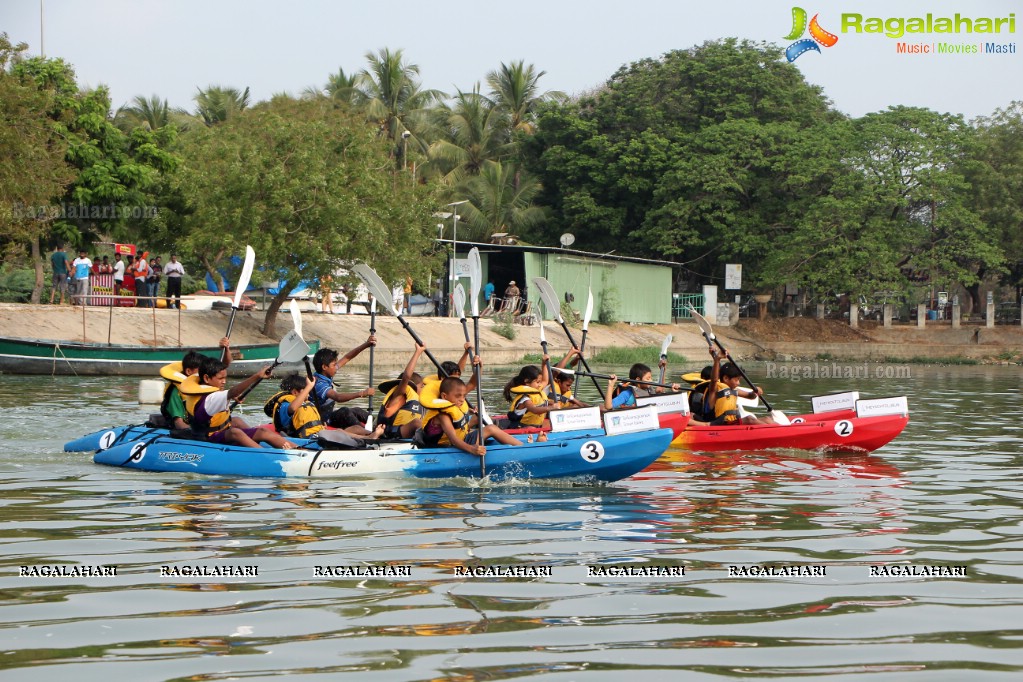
[302,67,364,107]
[428,85,515,185]
[486,60,565,135]
[114,94,190,131]
[461,160,546,241]
[358,48,444,144]
[194,85,250,125]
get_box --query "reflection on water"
[1,365,1022,679]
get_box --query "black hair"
[280,374,307,392]
[439,376,465,396]
[503,364,543,401]
[628,363,652,381]
[313,348,339,373]
[440,360,461,377]
[182,350,205,372]
[198,357,228,384]
[552,369,573,384]
[700,365,713,381]
[721,363,743,379]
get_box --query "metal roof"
[434,239,680,268]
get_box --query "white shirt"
[113,260,125,281]
[164,260,185,277]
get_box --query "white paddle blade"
[532,277,563,323]
[468,248,482,317]
[660,333,673,358]
[233,245,255,309]
[278,329,312,363]
[583,288,594,330]
[688,306,716,340]
[478,398,492,426]
[353,264,398,316]
[537,314,547,343]
[290,301,303,338]
[453,283,467,319]
[365,414,374,431]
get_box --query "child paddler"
[547,347,587,408]
[153,338,232,429]
[376,343,427,439]
[503,359,560,430]
[311,338,378,435]
[417,375,522,456]
[178,356,298,449]
[604,363,682,411]
[705,347,776,425]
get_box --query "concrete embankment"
[1,303,1020,369]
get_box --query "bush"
[0,266,36,303]
[493,312,516,340]
[588,346,687,366]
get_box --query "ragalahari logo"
[784,7,839,61]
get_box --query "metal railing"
[672,293,704,319]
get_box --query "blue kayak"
[67,426,671,483]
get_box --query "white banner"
[812,391,860,414]
[550,406,604,433]
[856,396,908,418]
[603,405,660,436]
[725,264,742,290]
[636,392,690,415]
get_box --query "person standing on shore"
[71,249,92,306]
[164,254,184,309]
[49,245,70,305]
[149,256,163,304]
[132,253,150,307]
[112,253,125,295]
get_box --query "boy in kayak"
[604,363,681,410]
[178,357,298,449]
[705,348,775,425]
[418,375,522,456]
[547,348,587,408]
[264,375,325,439]
[311,338,379,435]
[376,343,428,439]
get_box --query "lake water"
[1,363,1021,680]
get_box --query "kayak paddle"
[532,276,605,400]
[468,247,485,475]
[688,306,789,425]
[557,367,689,393]
[230,329,310,409]
[658,333,673,384]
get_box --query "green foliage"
[598,270,619,324]
[588,346,687,366]
[0,265,35,302]
[560,301,581,328]
[492,311,516,340]
[174,97,440,335]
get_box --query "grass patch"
[589,346,687,366]
[901,355,980,365]
[492,312,516,340]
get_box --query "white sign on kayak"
[856,396,909,418]
[812,391,860,413]
[636,392,690,415]
[550,406,603,433]
[603,405,660,436]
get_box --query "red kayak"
[508,410,689,439]
[673,396,908,453]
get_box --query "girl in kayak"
[503,360,561,428]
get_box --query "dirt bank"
[2,303,1020,368]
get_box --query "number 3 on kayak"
[580,440,605,462]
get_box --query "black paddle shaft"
[368,306,376,415]
[473,313,485,477]
[708,336,775,411]
[557,321,606,400]
[570,369,691,393]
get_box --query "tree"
[427,85,515,186]
[460,161,546,241]
[174,98,440,335]
[967,102,1023,302]
[486,60,564,135]
[357,48,444,164]
[114,94,191,132]
[194,85,250,125]
[0,34,73,302]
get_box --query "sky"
[1,0,1020,121]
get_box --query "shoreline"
[0,302,1021,370]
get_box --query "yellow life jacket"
[178,374,230,436]
[712,381,741,425]
[377,383,424,429]
[263,391,324,438]
[507,386,548,427]
[417,381,472,447]
[547,386,574,405]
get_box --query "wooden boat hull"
[0,336,319,377]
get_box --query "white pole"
[40,0,45,57]
[451,211,458,317]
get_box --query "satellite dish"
[559,233,575,247]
